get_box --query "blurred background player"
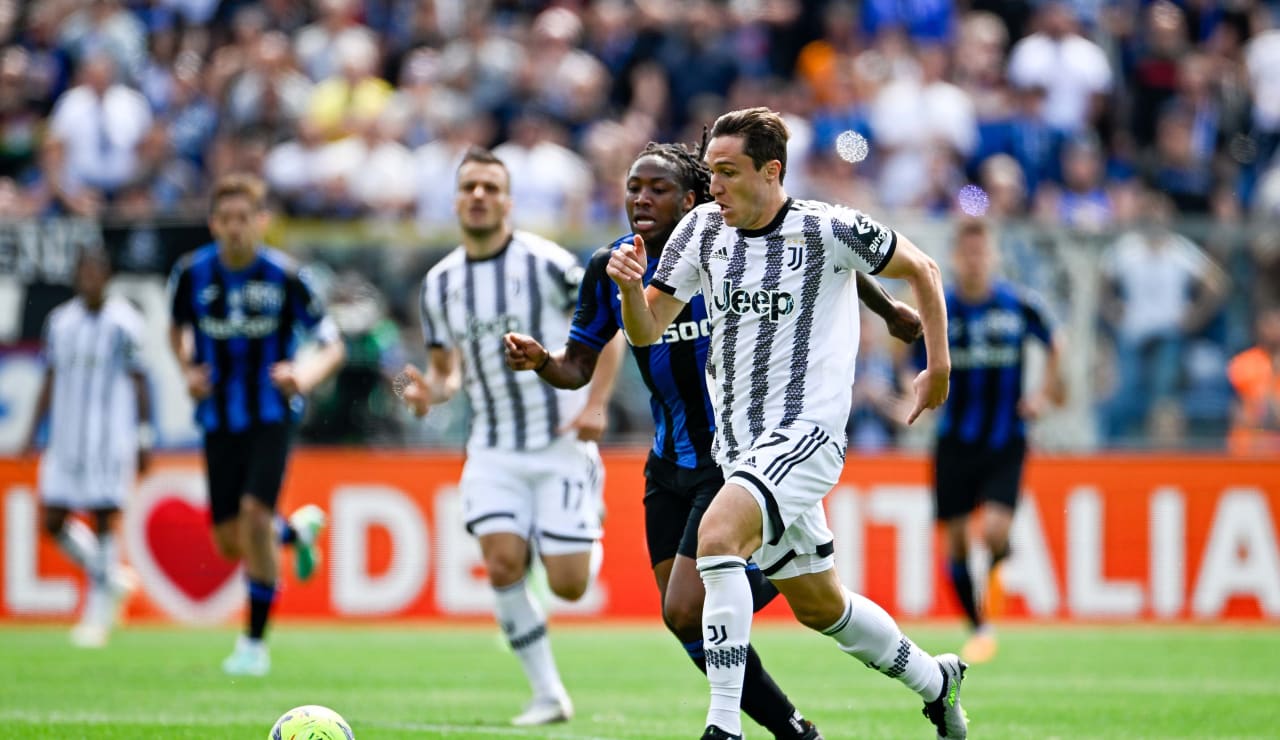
[167,173,345,676]
[505,138,924,740]
[24,246,150,648]
[398,147,622,727]
[922,219,1066,664]
[608,107,966,740]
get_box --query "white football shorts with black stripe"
[724,423,842,580]
[459,434,603,556]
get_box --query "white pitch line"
[0,709,625,739]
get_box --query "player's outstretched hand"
[184,363,213,400]
[907,366,950,425]
[606,235,647,289]
[886,301,923,344]
[395,364,431,417]
[270,361,300,396]
[504,332,548,372]
[562,403,608,442]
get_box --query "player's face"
[706,135,779,229]
[952,233,995,289]
[74,257,110,305]
[209,195,263,256]
[455,162,511,237]
[625,156,695,249]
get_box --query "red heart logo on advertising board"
[125,471,243,624]
[145,498,237,602]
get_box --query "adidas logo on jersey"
[711,245,729,261]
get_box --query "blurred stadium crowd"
[2,0,1279,451]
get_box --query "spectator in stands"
[1035,134,1114,233]
[1099,192,1228,443]
[870,41,977,209]
[225,31,312,134]
[303,31,393,142]
[1007,1,1112,134]
[57,0,147,84]
[46,50,152,210]
[1227,306,1280,454]
[292,0,376,83]
[0,47,42,183]
[493,110,592,233]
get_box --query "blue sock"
[247,578,277,640]
[275,515,297,546]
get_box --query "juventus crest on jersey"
[39,296,145,494]
[420,231,587,452]
[652,198,898,465]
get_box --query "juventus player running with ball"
[399,146,623,727]
[609,108,969,740]
[26,247,150,648]
[505,138,923,740]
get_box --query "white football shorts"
[460,435,603,556]
[724,423,842,580]
[38,454,134,511]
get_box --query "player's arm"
[280,327,347,396]
[506,336,600,389]
[400,346,461,417]
[608,236,685,345]
[166,261,211,399]
[565,334,624,441]
[1020,292,1068,420]
[875,232,950,424]
[855,271,922,343]
[23,368,53,454]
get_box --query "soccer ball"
[269,705,354,740]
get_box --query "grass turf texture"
[1,623,1276,739]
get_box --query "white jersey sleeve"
[650,206,709,303]
[825,203,898,275]
[419,252,462,350]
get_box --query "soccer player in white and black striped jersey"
[609,108,969,740]
[24,247,151,648]
[399,146,624,727]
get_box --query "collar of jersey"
[738,197,794,238]
[464,233,514,263]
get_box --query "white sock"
[588,540,604,584]
[98,532,118,585]
[56,519,103,583]
[697,555,752,736]
[822,588,943,702]
[494,577,565,702]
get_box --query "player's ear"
[681,190,696,211]
[763,159,782,182]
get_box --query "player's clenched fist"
[606,235,647,289]
[504,332,548,372]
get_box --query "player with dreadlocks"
[505,137,920,739]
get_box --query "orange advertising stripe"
[2,452,1277,623]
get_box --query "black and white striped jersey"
[41,296,145,476]
[419,231,587,452]
[651,198,897,465]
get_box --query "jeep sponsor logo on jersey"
[711,281,796,321]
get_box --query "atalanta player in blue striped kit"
[168,174,345,675]
[919,219,1066,665]
[505,138,922,740]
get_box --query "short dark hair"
[636,132,714,206]
[457,145,509,180]
[211,173,267,210]
[955,219,991,242]
[709,107,790,183]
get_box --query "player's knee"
[662,597,702,640]
[484,552,526,588]
[790,598,844,631]
[41,509,67,537]
[547,574,587,602]
[695,519,748,559]
[213,533,241,561]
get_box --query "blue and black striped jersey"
[570,235,716,469]
[919,280,1055,448]
[168,243,333,433]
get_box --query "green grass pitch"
[1,622,1276,739]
